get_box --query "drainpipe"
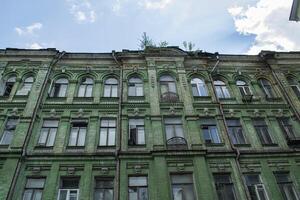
[208,54,251,200]
[112,50,123,200]
[259,53,300,121]
[6,50,65,200]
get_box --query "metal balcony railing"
[161,92,179,103]
[166,136,188,150]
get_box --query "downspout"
[208,54,251,200]
[259,53,300,121]
[112,50,122,200]
[7,50,65,200]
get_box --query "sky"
[0,0,299,55]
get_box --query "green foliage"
[158,41,169,47]
[139,32,155,50]
[183,41,195,51]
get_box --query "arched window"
[160,75,177,94]
[160,75,178,102]
[104,78,118,97]
[128,77,143,97]
[16,76,34,96]
[0,75,16,97]
[213,79,230,98]
[78,77,93,97]
[236,80,252,96]
[287,77,300,97]
[259,79,274,98]
[191,78,208,96]
[50,78,68,97]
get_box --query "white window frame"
[57,189,79,200]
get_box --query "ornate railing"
[161,92,179,103]
[166,137,188,150]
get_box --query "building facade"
[0,47,300,200]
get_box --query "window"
[236,80,252,96]
[259,79,275,98]
[278,118,296,139]
[252,119,274,145]
[274,173,299,200]
[191,78,208,97]
[128,77,143,97]
[38,120,59,147]
[287,78,300,97]
[213,80,231,98]
[160,75,177,94]
[104,78,118,97]
[0,75,16,97]
[0,118,18,145]
[226,119,246,145]
[214,174,237,200]
[68,120,87,147]
[164,118,184,140]
[244,174,269,200]
[128,176,148,200]
[200,118,221,144]
[94,178,114,200]
[78,77,93,97]
[128,119,145,145]
[99,119,116,146]
[16,76,34,96]
[58,178,79,200]
[50,78,68,97]
[22,178,45,200]
[171,174,196,200]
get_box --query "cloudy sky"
[0,0,299,54]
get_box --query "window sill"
[0,144,9,148]
[218,97,236,101]
[262,143,278,147]
[101,97,119,102]
[127,96,145,101]
[205,142,225,147]
[128,144,146,148]
[73,97,94,102]
[97,145,116,148]
[193,96,212,101]
[233,143,251,147]
[35,145,54,149]
[47,97,67,101]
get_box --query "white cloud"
[15,22,43,36]
[228,0,300,54]
[138,0,173,10]
[67,0,97,23]
[26,42,43,49]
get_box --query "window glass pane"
[78,85,86,97]
[222,87,231,98]
[129,177,147,186]
[78,128,86,146]
[33,190,42,200]
[215,87,223,98]
[43,120,59,127]
[61,179,79,188]
[38,129,48,145]
[171,174,193,184]
[58,84,67,97]
[108,129,115,146]
[26,179,45,188]
[136,85,143,96]
[129,119,144,126]
[56,78,68,84]
[47,128,57,146]
[99,129,108,146]
[128,86,135,96]
[137,127,145,144]
[111,86,118,97]
[199,85,208,96]
[0,131,13,145]
[69,128,78,146]
[104,86,111,97]
[86,85,93,97]
[175,125,184,137]
[165,118,182,124]
[161,84,168,94]
[23,190,33,200]
[105,78,118,84]
[165,126,174,140]
[160,75,174,82]
[169,83,177,93]
[192,85,199,96]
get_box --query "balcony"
[161,92,179,103]
[242,94,253,102]
[166,137,188,150]
[286,136,300,145]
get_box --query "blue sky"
[0,0,298,54]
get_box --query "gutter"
[6,51,65,200]
[208,55,251,200]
